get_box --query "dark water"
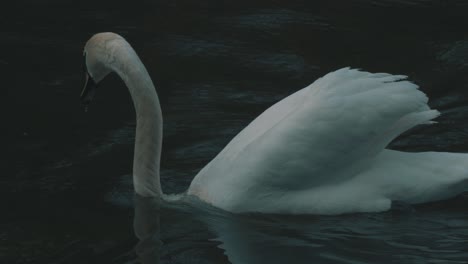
[4,0,468,263]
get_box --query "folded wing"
[188,68,440,211]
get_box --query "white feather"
[188,68,467,214]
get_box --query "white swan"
[81,32,468,215]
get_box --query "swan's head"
[81,32,126,108]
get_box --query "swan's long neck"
[111,43,163,198]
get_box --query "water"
[3,0,468,263]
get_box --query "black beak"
[80,72,97,111]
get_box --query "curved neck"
[112,45,163,198]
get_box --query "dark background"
[3,0,468,263]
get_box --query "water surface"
[3,0,468,263]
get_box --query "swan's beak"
[81,72,97,111]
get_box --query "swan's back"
[187,68,463,214]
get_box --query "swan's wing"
[188,68,439,211]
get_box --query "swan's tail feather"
[367,150,468,205]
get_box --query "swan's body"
[82,33,468,215]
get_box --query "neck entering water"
[113,46,163,198]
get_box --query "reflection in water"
[202,212,321,263]
[134,195,162,264]
[133,195,468,264]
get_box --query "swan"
[81,32,468,215]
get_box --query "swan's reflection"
[134,194,162,264]
[133,195,468,264]
[133,195,326,264]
